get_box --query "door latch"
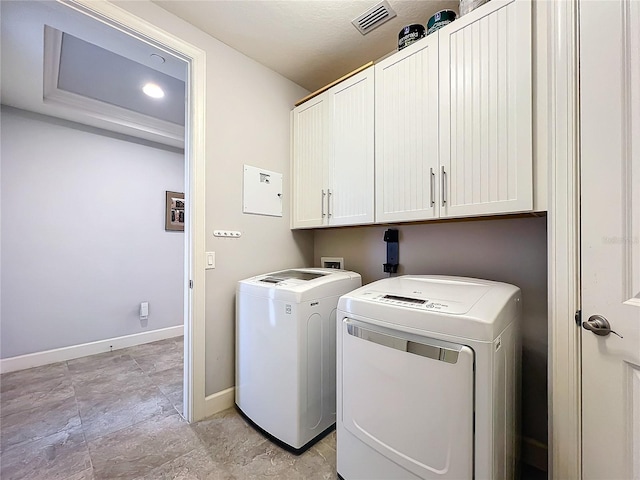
[582,314,623,338]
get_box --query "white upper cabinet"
[291,67,374,229]
[328,69,375,226]
[375,34,440,223]
[292,0,534,228]
[291,95,328,228]
[375,0,533,223]
[439,0,533,218]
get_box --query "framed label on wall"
[165,191,184,231]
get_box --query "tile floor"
[0,336,546,480]
[0,337,336,480]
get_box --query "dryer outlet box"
[321,257,344,269]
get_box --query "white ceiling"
[152,0,459,92]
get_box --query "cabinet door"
[328,68,374,226]
[439,0,532,218]
[375,35,440,223]
[291,95,329,228]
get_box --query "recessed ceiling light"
[142,83,164,99]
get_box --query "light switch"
[206,252,215,269]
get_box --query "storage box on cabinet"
[375,0,533,222]
[291,67,374,229]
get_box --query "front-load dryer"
[236,268,361,452]
[337,275,521,479]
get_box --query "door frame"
[546,0,582,478]
[60,0,207,422]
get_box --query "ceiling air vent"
[351,0,397,35]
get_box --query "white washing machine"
[337,275,521,479]
[236,268,361,452]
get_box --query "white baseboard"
[522,436,548,472]
[204,387,235,418]
[0,325,184,374]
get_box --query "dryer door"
[341,318,474,479]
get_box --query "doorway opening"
[59,0,207,422]
[0,0,206,422]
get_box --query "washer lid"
[237,268,362,303]
[258,269,327,285]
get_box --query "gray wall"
[0,107,185,358]
[314,215,548,446]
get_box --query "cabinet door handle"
[441,166,447,207]
[430,168,435,207]
[327,189,332,218]
[321,190,326,218]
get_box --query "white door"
[375,34,439,223]
[438,0,532,218]
[580,1,640,479]
[328,67,374,226]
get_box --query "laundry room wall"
[113,2,314,397]
[0,106,185,359]
[314,215,548,463]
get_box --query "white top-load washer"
[236,268,361,452]
[337,275,521,480]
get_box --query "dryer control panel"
[358,291,453,312]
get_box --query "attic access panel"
[243,165,283,217]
